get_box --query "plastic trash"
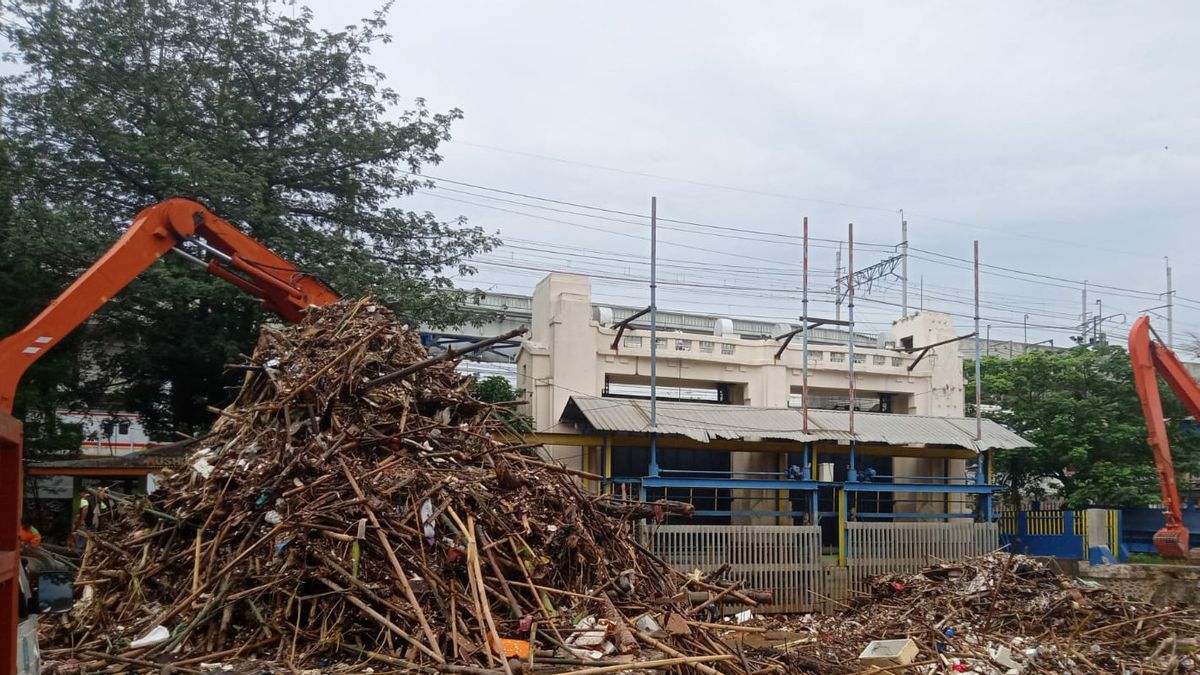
[192,457,215,479]
[130,624,170,648]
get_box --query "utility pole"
[802,217,810,434]
[648,196,658,478]
[900,211,908,318]
[1166,257,1174,348]
[986,324,991,355]
[1095,298,1103,345]
[1081,281,1089,343]
[1023,314,1029,346]
[847,224,856,471]
[835,244,843,322]
[974,241,982,444]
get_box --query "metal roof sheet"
[562,396,1031,452]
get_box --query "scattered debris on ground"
[42,298,788,674]
[745,553,1200,674]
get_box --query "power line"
[420,171,1172,304]
[452,140,1167,260]
[450,142,903,215]
[414,172,898,251]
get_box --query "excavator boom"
[0,198,337,412]
[1,199,337,674]
[1128,316,1197,558]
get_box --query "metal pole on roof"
[802,217,810,434]
[974,240,982,442]
[834,243,842,322]
[847,223,856,482]
[900,212,908,318]
[1166,257,1174,348]
[648,196,659,478]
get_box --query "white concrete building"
[516,273,984,519]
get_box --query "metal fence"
[997,509,1121,559]
[846,521,999,583]
[647,522,998,613]
[647,525,839,612]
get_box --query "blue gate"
[999,510,1086,558]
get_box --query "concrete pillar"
[890,312,966,514]
[521,273,600,469]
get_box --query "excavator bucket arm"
[0,198,337,413]
[1128,316,1191,558]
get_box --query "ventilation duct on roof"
[593,306,614,326]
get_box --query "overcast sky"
[198,3,1200,348]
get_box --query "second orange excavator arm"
[1128,315,1197,556]
[0,197,338,413]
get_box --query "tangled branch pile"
[770,553,1200,674]
[46,299,783,674]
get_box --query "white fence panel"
[648,522,999,613]
[846,521,999,584]
[648,525,829,612]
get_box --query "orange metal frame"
[1128,316,1200,557]
[0,413,20,674]
[0,199,337,674]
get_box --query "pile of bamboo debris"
[766,553,1200,674]
[45,299,784,674]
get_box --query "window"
[720,343,736,355]
[655,337,667,350]
[853,354,866,364]
[623,336,643,348]
[100,420,114,437]
[808,351,823,362]
[676,339,692,351]
[117,420,131,435]
[872,355,887,365]
[892,357,903,367]
[699,341,715,353]
[830,352,845,363]
[900,336,914,350]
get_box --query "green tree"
[0,138,85,460]
[967,345,1200,509]
[1,0,496,437]
[472,375,532,434]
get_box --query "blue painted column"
[977,450,993,521]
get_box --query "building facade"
[516,273,1006,522]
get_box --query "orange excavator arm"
[1,199,337,673]
[1128,315,1199,558]
[0,197,338,413]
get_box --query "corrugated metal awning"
[561,396,1031,452]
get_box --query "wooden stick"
[477,525,524,617]
[454,510,513,675]
[339,459,445,662]
[318,577,443,662]
[629,623,727,675]
[363,327,527,391]
[555,655,734,674]
[171,638,279,666]
[191,529,203,594]
[277,325,384,406]
[499,452,604,481]
[690,620,770,633]
[81,650,202,674]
